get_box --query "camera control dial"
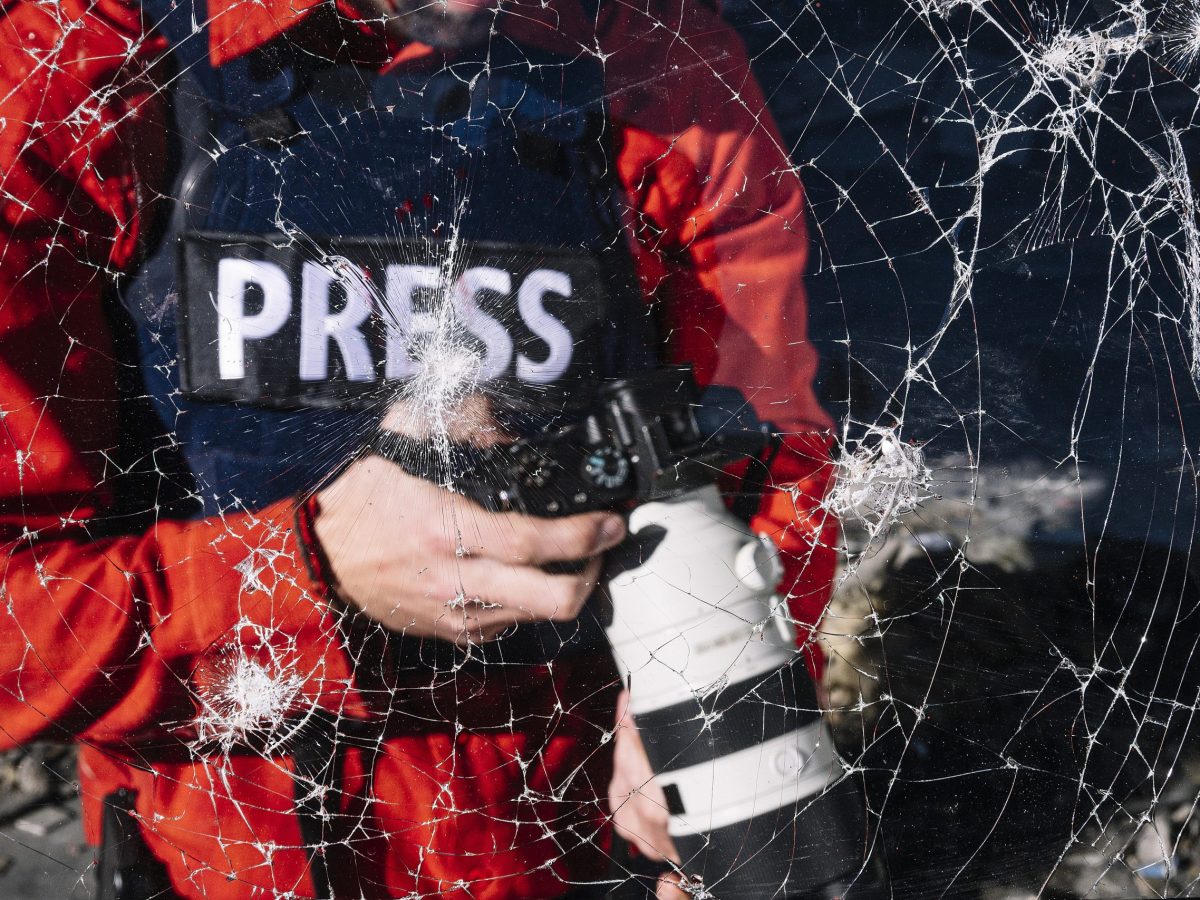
[582,447,630,490]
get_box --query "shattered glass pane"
[0,0,1196,897]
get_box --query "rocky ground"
[820,455,1200,899]
[0,747,91,898]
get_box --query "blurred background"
[724,0,1200,895]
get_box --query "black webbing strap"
[140,0,219,100]
[96,788,180,900]
[731,431,783,523]
[291,710,345,899]
[369,431,510,510]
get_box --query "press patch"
[178,233,609,409]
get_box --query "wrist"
[293,495,349,614]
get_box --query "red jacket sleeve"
[0,0,355,748]
[602,0,840,644]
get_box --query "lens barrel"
[605,486,883,898]
[638,667,877,898]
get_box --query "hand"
[609,690,692,898]
[609,690,681,863]
[313,453,626,645]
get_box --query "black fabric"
[177,233,611,410]
[95,790,180,900]
[634,664,822,775]
[291,710,345,899]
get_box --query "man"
[0,0,838,896]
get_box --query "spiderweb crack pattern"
[0,0,1196,897]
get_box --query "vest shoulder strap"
[140,0,306,120]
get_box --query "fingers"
[349,536,606,637]
[656,873,690,900]
[320,451,625,642]
[615,687,631,723]
[457,507,626,565]
[610,791,676,863]
[417,556,603,645]
[429,556,603,633]
[463,556,604,621]
[356,447,626,564]
[609,707,681,864]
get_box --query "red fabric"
[0,0,838,896]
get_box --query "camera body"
[371,367,761,516]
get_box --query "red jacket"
[0,1,837,896]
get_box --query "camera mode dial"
[582,447,630,490]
